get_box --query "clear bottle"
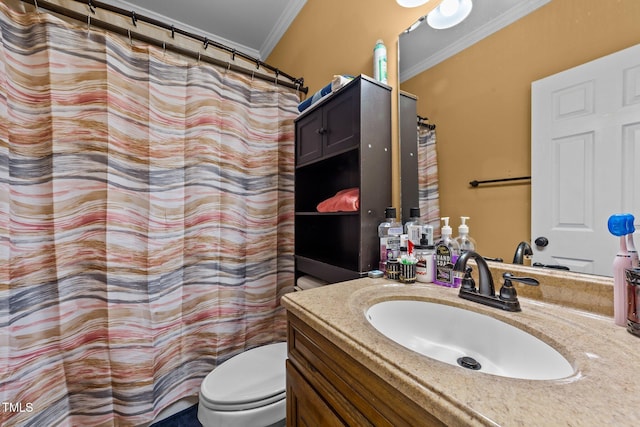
[454,216,477,254]
[378,207,402,269]
[404,207,423,247]
[433,217,460,287]
[421,223,434,246]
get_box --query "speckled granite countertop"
[282,277,640,426]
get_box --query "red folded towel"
[316,188,360,212]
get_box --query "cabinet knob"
[316,127,327,135]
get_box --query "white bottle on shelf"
[373,39,387,84]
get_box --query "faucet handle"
[503,272,540,286]
[460,267,476,292]
[499,273,540,302]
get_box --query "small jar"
[400,261,416,283]
[386,259,400,281]
[415,245,435,283]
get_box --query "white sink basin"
[366,300,574,380]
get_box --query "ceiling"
[105,0,308,60]
[104,0,549,82]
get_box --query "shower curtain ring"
[33,0,39,13]
[87,15,91,31]
[128,29,133,46]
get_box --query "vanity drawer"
[286,360,347,427]
[286,313,445,427]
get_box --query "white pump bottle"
[455,216,477,254]
[433,217,460,287]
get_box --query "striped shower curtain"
[0,3,298,426]
[418,126,441,238]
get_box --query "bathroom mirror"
[397,0,640,277]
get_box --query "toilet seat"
[200,342,287,411]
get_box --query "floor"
[150,404,202,427]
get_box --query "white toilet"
[197,341,287,427]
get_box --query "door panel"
[324,88,359,156]
[532,43,640,276]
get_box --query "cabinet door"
[296,110,324,165]
[324,87,359,156]
[286,360,346,427]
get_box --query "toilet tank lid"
[201,342,287,404]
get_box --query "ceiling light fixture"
[427,0,473,29]
[396,0,430,8]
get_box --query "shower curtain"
[0,3,298,426]
[418,126,441,237]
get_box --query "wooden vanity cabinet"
[286,313,446,427]
[294,75,392,283]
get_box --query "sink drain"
[457,356,481,370]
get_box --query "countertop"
[281,277,640,426]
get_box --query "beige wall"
[270,0,640,262]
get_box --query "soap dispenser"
[455,216,477,254]
[433,217,460,287]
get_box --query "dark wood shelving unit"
[294,75,392,283]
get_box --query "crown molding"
[260,0,307,60]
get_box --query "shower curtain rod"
[19,0,308,94]
[417,115,435,130]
